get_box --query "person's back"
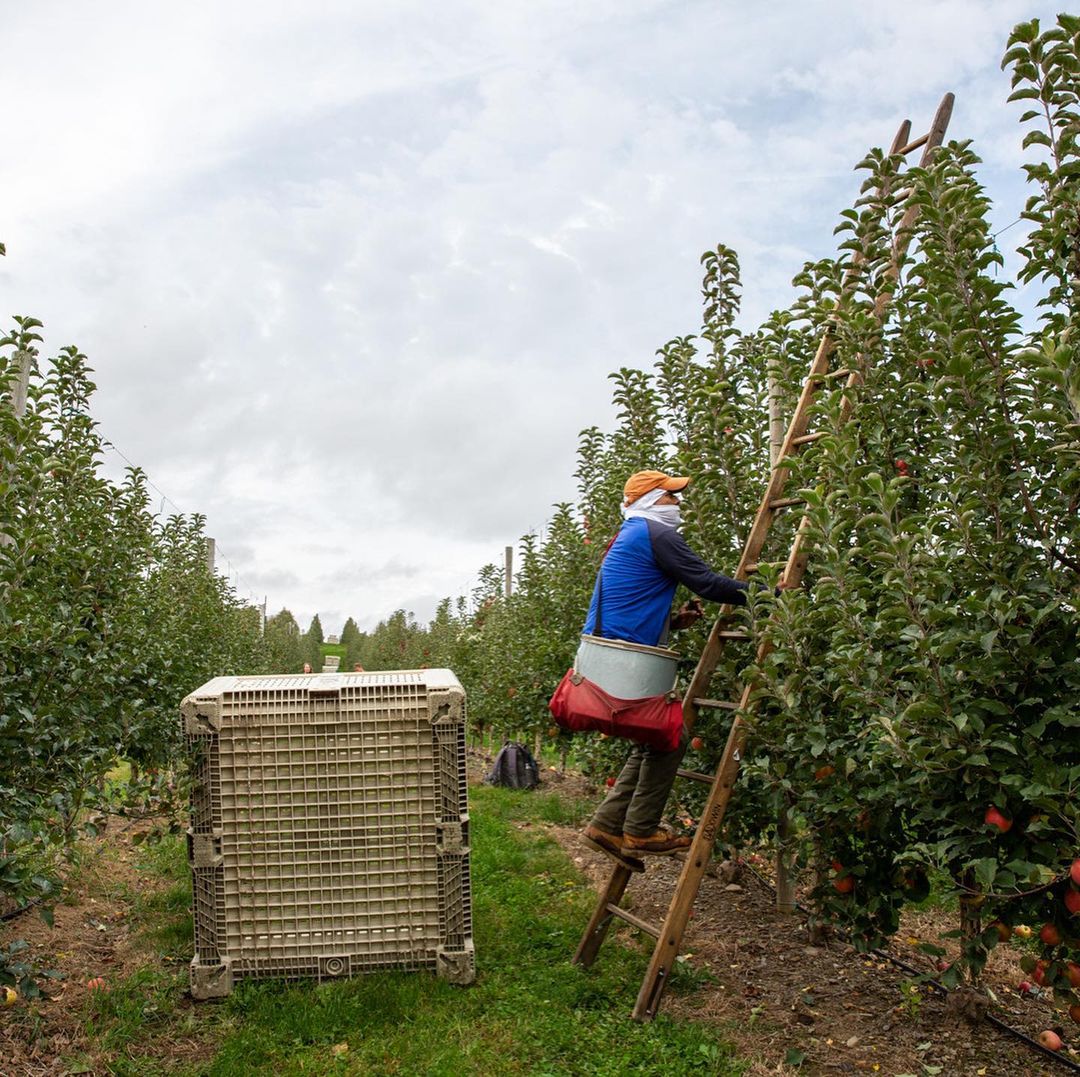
[583,517,679,646]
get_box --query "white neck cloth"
[622,487,682,529]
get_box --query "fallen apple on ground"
[1037,1030,1062,1052]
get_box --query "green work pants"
[589,732,688,838]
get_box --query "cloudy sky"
[0,0,1059,632]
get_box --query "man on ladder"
[582,469,752,859]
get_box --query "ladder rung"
[606,903,661,939]
[677,767,715,785]
[897,132,929,155]
[715,630,750,641]
[692,697,738,710]
[790,431,825,447]
[809,368,852,382]
[743,560,785,573]
[768,496,806,510]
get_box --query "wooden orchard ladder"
[572,92,955,1022]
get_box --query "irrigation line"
[739,860,1080,1072]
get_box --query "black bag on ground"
[484,741,540,789]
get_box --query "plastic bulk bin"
[181,669,474,999]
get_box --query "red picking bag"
[548,668,684,753]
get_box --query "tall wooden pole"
[11,351,31,420]
[504,545,513,599]
[767,366,785,469]
[1,351,33,549]
[768,362,797,914]
[205,537,216,575]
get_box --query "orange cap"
[623,470,690,505]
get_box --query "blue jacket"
[582,518,749,647]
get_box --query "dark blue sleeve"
[648,523,749,606]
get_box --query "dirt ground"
[533,763,1079,1076]
[0,821,211,1077]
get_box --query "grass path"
[75,786,743,1075]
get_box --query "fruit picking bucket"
[574,634,679,699]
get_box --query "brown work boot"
[583,825,645,873]
[623,828,692,856]
[583,825,624,858]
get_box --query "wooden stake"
[11,351,31,420]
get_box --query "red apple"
[1037,1030,1062,1052]
[894,458,908,470]
[990,920,1012,942]
[814,764,835,781]
[984,806,1012,832]
[1033,960,1050,986]
[833,875,855,895]
[1018,980,1034,995]
[1065,961,1080,989]
[604,776,616,788]
[690,736,704,751]
[1040,923,1063,946]
[1071,858,1080,886]
[1065,887,1080,915]
[1070,1002,1080,1024]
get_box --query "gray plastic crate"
[181,669,474,999]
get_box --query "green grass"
[321,644,347,659]
[73,786,743,1076]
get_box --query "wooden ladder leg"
[573,863,634,968]
[633,683,755,1021]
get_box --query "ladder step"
[789,431,825,447]
[897,132,929,155]
[692,697,738,710]
[606,903,661,939]
[677,767,715,785]
[809,368,852,383]
[715,630,751,641]
[768,496,806,510]
[744,560,785,573]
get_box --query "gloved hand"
[670,598,705,631]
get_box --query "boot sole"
[583,836,645,873]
